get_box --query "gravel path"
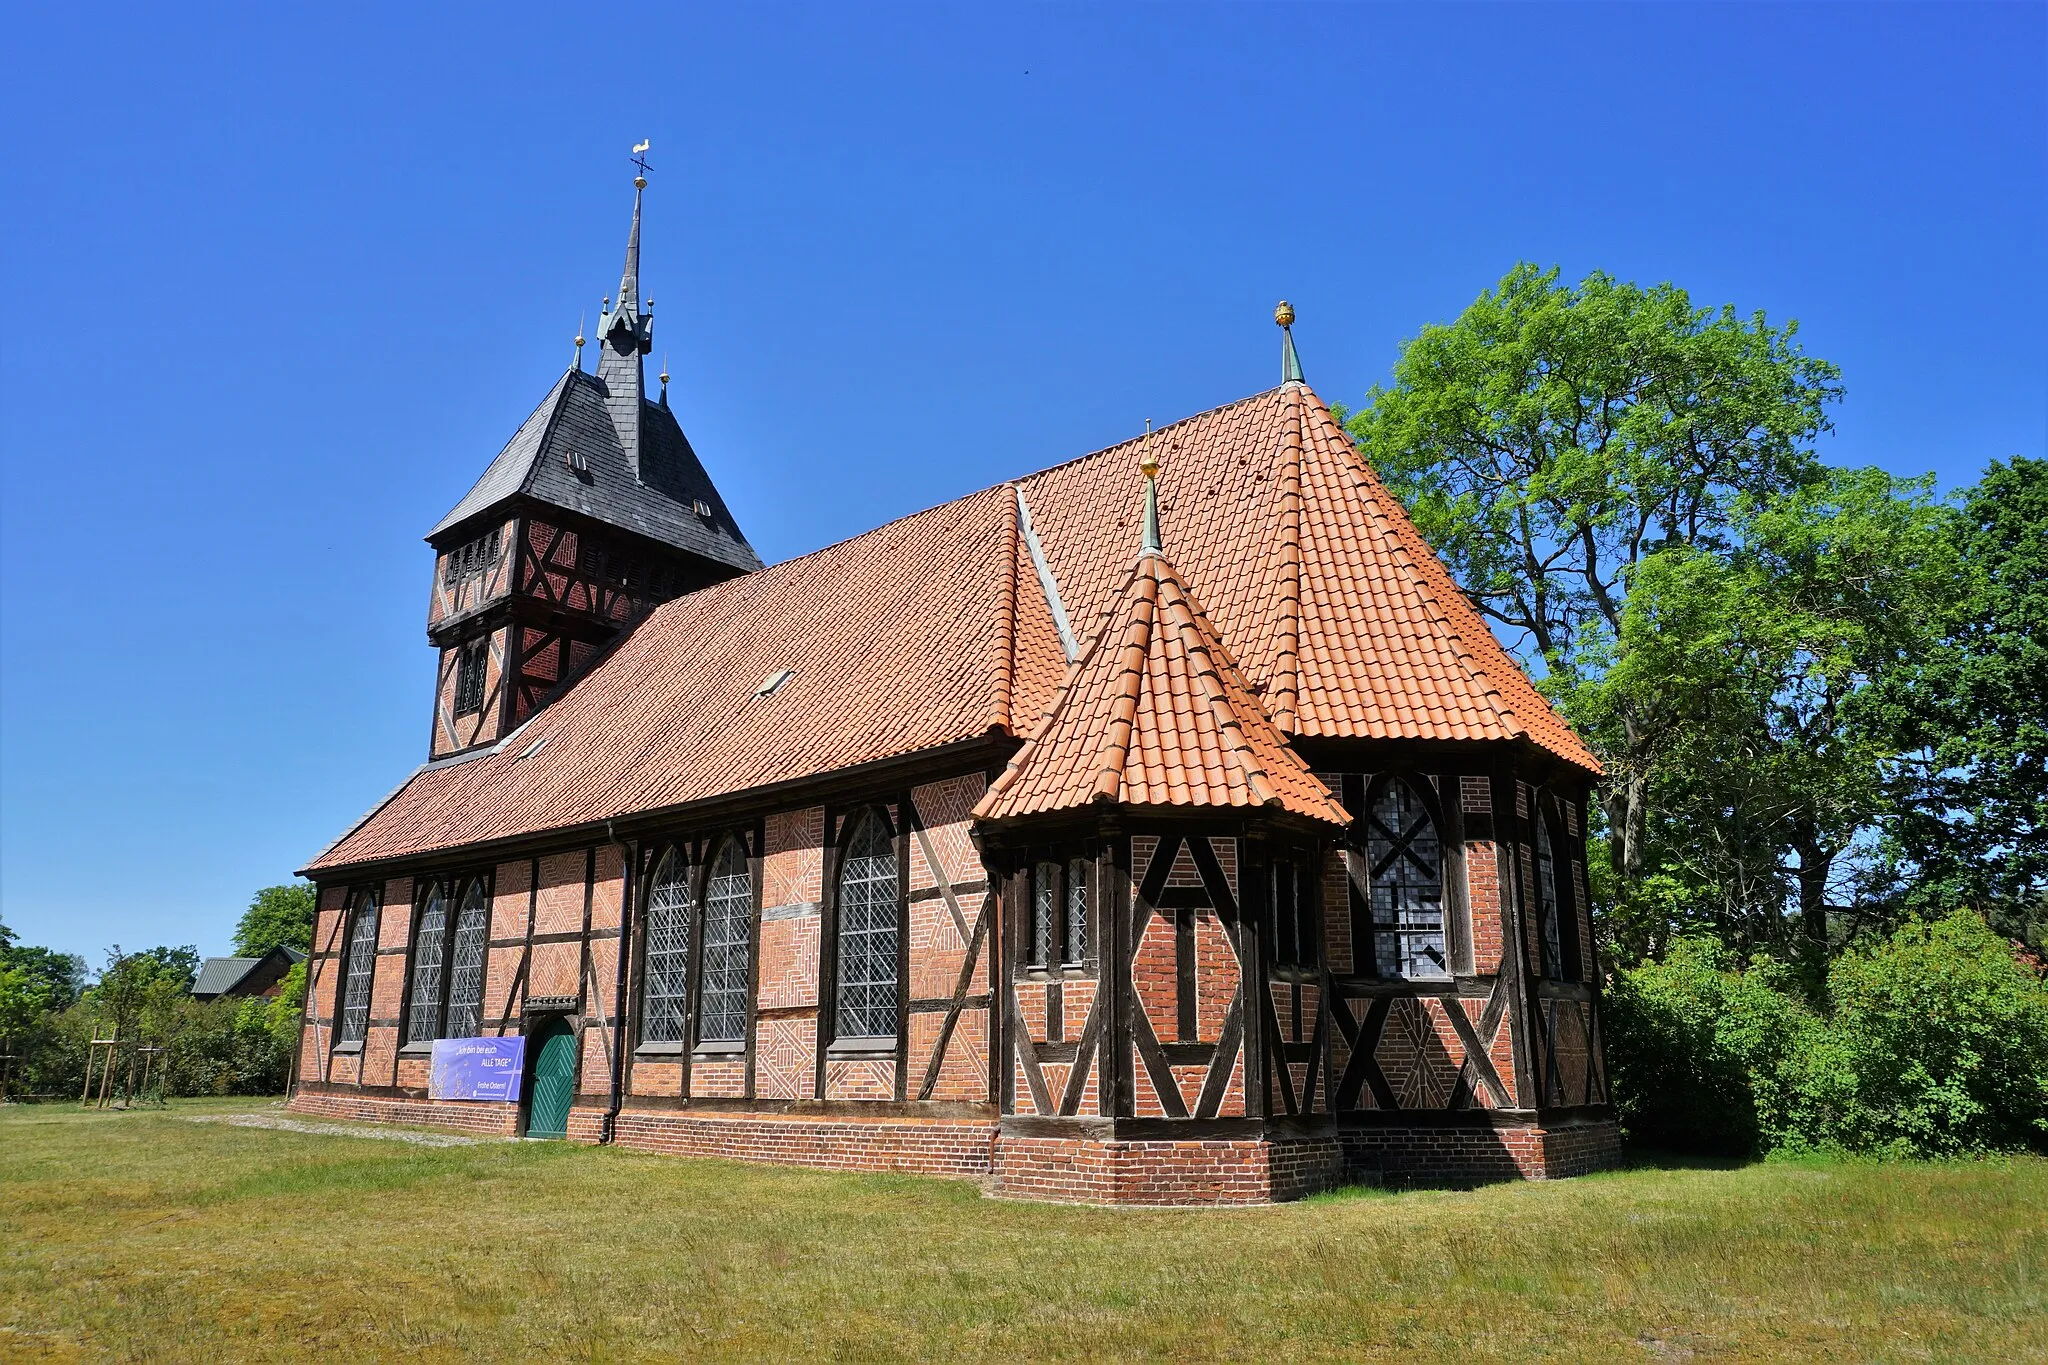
[183,1111,507,1147]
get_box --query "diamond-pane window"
[698,840,752,1044]
[1064,857,1088,965]
[1366,779,1448,980]
[834,814,899,1040]
[642,849,693,1044]
[1029,861,1057,968]
[453,642,488,717]
[444,880,490,1038]
[406,884,448,1042]
[1536,814,1565,979]
[338,892,380,1044]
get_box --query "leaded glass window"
[1536,814,1565,979]
[406,883,448,1042]
[1271,858,1317,967]
[453,641,488,717]
[697,840,753,1044]
[1064,857,1088,965]
[642,849,693,1044]
[338,891,380,1044]
[444,880,490,1038]
[834,813,899,1040]
[1366,779,1448,979]
[1029,861,1058,968]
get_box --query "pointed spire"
[596,149,655,478]
[573,312,586,371]
[1276,300,1304,384]
[1139,419,1162,555]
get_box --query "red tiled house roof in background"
[309,380,1595,873]
[976,536,1350,826]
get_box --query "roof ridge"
[989,484,1020,735]
[1268,384,1305,731]
[520,369,581,500]
[1302,388,1540,753]
[1155,561,1280,807]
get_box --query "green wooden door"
[526,1019,576,1139]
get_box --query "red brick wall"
[993,1134,1343,1206]
[288,1087,523,1137]
[1341,1118,1621,1184]
[598,1110,998,1178]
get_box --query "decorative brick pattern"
[763,807,824,908]
[753,1017,816,1100]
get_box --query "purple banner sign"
[429,1036,526,1102]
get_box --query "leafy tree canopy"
[1343,264,1845,903]
[1875,457,2048,950]
[0,915,87,1006]
[234,883,316,958]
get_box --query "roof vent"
[566,448,590,477]
[754,669,795,698]
[692,498,714,519]
[518,735,551,760]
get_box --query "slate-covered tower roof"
[428,175,759,573]
[417,165,762,761]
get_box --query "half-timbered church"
[291,169,1619,1203]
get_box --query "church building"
[290,169,1618,1204]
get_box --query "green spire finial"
[1276,300,1304,384]
[1140,419,1162,555]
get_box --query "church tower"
[422,163,760,759]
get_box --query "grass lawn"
[3,1100,2044,1361]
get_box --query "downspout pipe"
[602,818,634,1143]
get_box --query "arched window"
[1366,778,1447,980]
[444,879,490,1038]
[834,812,899,1040]
[697,839,753,1044]
[642,848,693,1044]
[338,890,381,1045]
[1536,812,1567,979]
[406,883,448,1043]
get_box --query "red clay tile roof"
[975,537,1350,826]
[308,380,1595,873]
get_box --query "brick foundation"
[287,1086,524,1137]
[992,1133,1345,1206]
[1342,1116,1622,1185]
[288,1086,1618,1200]
[594,1108,1000,1178]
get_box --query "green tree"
[0,921,86,1006]
[1877,458,2048,951]
[234,883,316,957]
[1575,468,1957,965]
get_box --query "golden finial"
[573,311,586,369]
[1139,418,1159,479]
[1274,300,1295,328]
[659,352,670,387]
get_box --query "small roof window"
[754,669,795,699]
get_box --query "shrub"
[1821,910,2048,1156]
[1606,910,2048,1157]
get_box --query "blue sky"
[2,3,2041,965]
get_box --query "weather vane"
[631,138,653,184]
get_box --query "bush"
[3,962,304,1102]
[1822,911,2048,1156]
[1606,910,2048,1157]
